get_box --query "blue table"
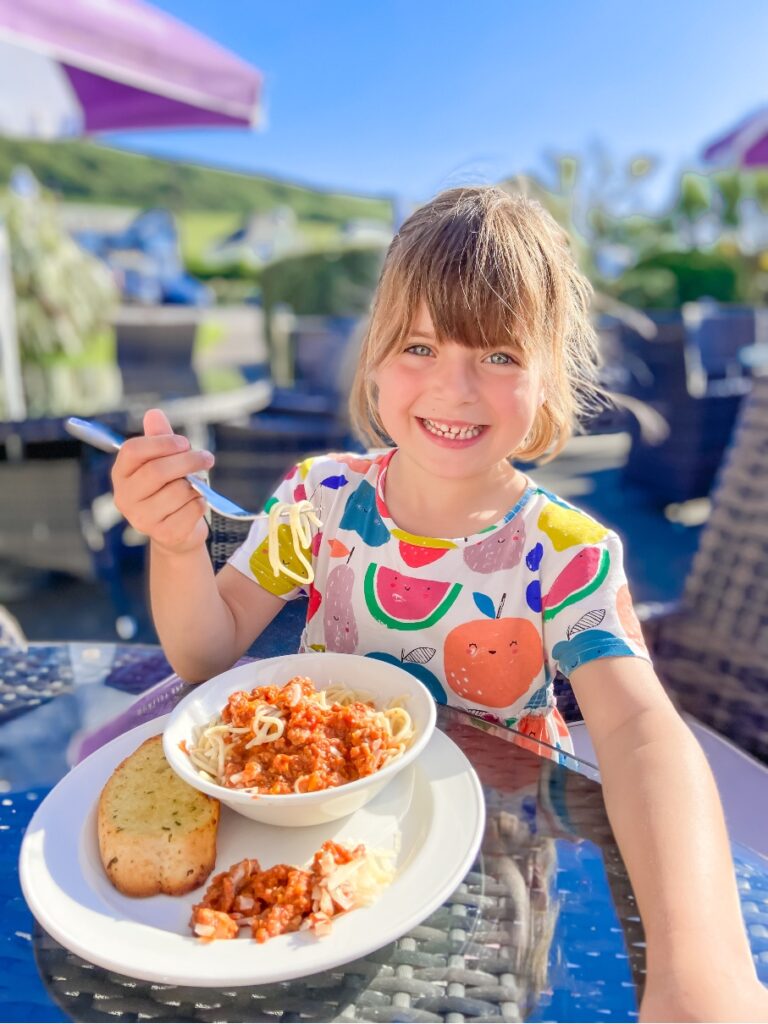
[1,642,766,1023]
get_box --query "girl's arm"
[149,547,284,682]
[570,657,768,1022]
[112,407,286,682]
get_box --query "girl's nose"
[433,350,478,400]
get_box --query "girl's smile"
[370,302,541,534]
[416,416,488,446]
[374,302,541,478]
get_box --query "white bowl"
[163,652,437,827]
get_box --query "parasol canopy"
[0,0,262,138]
[702,107,768,168]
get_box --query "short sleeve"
[540,530,651,678]
[227,458,319,602]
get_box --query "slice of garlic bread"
[98,734,220,898]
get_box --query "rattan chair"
[640,373,768,763]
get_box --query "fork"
[65,416,278,522]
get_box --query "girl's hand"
[640,967,768,1022]
[111,408,213,556]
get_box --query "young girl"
[113,186,766,1021]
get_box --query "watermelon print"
[391,527,455,567]
[542,547,610,620]
[364,564,461,629]
[228,450,649,763]
[397,541,450,567]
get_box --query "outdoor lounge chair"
[565,373,768,768]
[639,372,768,765]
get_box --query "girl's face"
[373,302,542,479]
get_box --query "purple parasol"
[703,107,768,168]
[0,0,262,137]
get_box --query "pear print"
[248,524,312,596]
[339,480,389,547]
[464,515,526,573]
[324,563,358,653]
[538,503,608,551]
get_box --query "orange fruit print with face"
[444,617,544,708]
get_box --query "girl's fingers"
[114,434,190,478]
[143,408,174,437]
[121,448,214,501]
[153,494,209,553]
[129,478,206,534]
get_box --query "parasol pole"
[0,216,26,420]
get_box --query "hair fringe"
[349,185,606,462]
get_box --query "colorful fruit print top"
[229,449,651,754]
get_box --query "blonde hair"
[349,185,604,462]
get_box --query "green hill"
[0,137,392,226]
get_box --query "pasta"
[190,840,397,942]
[267,499,322,585]
[185,676,415,794]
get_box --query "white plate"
[20,716,485,987]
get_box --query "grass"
[177,210,242,264]
[178,209,350,264]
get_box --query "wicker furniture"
[641,373,768,763]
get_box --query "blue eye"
[405,344,432,357]
[485,352,516,365]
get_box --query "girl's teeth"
[423,418,482,439]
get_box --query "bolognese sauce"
[187,676,414,795]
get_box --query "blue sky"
[106,0,768,209]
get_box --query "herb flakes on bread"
[98,735,220,898]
